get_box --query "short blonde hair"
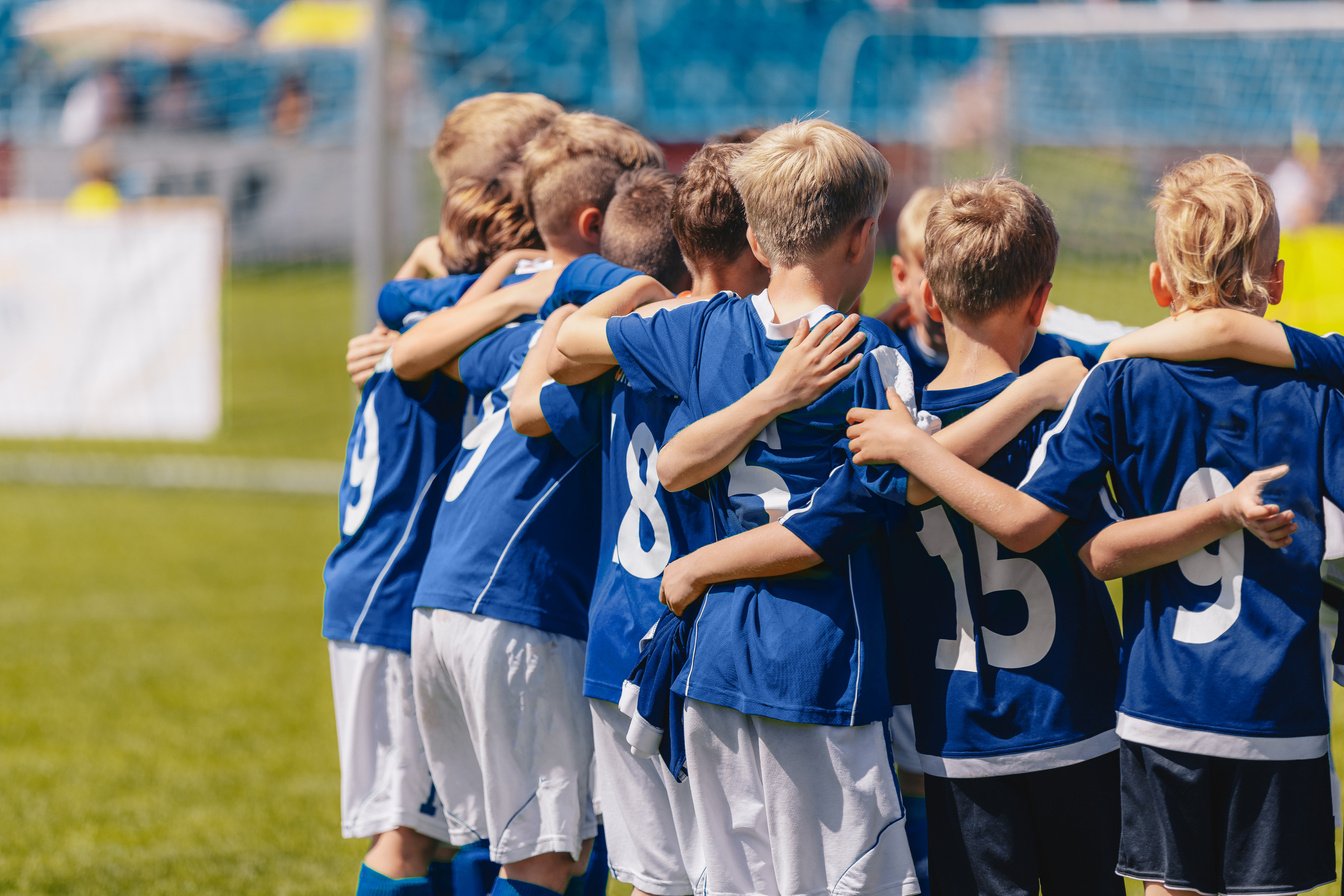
[430,92,562,190]
[730,120,890,267]
[1152,153,1280,313]
[521,112,664,243]
[439,163,542,274]
[896,186,942,264]
[924,175,1058,321]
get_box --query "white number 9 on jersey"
[1172,467,1244,645]
[341,393,380,536]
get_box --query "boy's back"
[1022,356,1344,752]
[895,373,1121,771]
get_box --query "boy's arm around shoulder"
[1078,465,1297,580]
[550,275,673,377]
[510,305,575,437]
[660,524,824,616]
[1101,309,1294,367]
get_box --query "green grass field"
[0,259,1337,895]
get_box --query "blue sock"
[489,879,561,896]
[358,864,433,896]
[904,795,930,895]
[574,827,608,896]
[451,840,500,896]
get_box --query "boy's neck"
[762,263,854,321]
[541,234,595,268]
[928,314,1022,391]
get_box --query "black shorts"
[924,751,1124,896]
[1117,740,1336,895]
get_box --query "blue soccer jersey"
[1019,357,1344,759]
[606,291,910,726]
[897,326,1078,393]
[1285,324,1344,391]
[890,375,1122,777]
[412,321,603,641]
[322,277,484,652]
[540,253,640,318]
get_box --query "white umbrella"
[18,0,248,61]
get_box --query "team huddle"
[322,91,1344,896]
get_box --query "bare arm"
[656,314,867,491]
[658,525,824,616]
[391,283,546,382]
[510,305,577,437]
[394,235,448,280]
[910,357,1087,504]
[1079,465,1296,580]
[847,401,1066,552]
[1101,310,1293,367]
[456,249,552,307]
[551,275,673,375]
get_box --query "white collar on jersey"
[750,290,836,340]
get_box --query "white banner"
[0,200,223,440]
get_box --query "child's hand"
[659,555,708,616]
[846,390,919,466]
[1023,356,1087,411]
[397,236,449,280]
[1221,464,1297,549]
[347,324,398,387]
[758,314,867,413]
[876,299,915,332]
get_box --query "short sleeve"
[1059,485,1126,553]
[845,346,943,505]
[540,372,611,457]
[781,462,899,565]
[1017,362,1116,519]
[1321,391,1344,544]
[457,324,536,399]
[607,302,709,401]
[541,254,641,317]
[1284,324,1344,392]
[378,274,476,331]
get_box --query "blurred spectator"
[60,62,142,146]
[270,73,311,138]
[1269,127,1334,232]
[66,140,121,215]
[150,63,208,131]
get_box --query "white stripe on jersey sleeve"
[1019,360,1119,490]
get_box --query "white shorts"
[887,705,920,774]
[590,698,701,895]
[411,608,597,865]
[683,699,919,896]
[328,640,451,841]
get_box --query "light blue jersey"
[1019,356,1344,760]
[607,292,911,725]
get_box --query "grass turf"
[0,260,1338,895]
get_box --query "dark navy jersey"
[607,291,912,725]
[896,325,1080,393]
[891,374,1122,777]
[412,322,602,641]
[1019,356,1344,759]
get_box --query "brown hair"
[708,126,765,145]
[439,164,542,274]
[600,168,689,290]
[924,175,1059,320]
[1152,153,1279,313]
[430,92,562,190]
[521,112,664,244]
[672,142,750,268]
[730,119,889,267]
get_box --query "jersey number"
[726,422,791,526]
[916,505,1056,672]
[614,421,672,578]
[1172,467,1244,645]
[341,393,380,535]
[443,369,523,503]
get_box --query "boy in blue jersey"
[325,138,558,896]
[552,120,1091,896]
[405,113,664,896]
[845,154,1342,896]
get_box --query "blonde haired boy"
[847,153,1341,896]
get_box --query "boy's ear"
[1149,262,1174,309]
[921,278,944,324]
[890,254,908,289]
[746,225,772,270]
[1027,282,1052,328]
[577,207,603,247]
[1267,258,1286,306]
[849,217,877,261]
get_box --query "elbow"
[1001,527,1049,555]
[655,455,694,493]
[1078,543,1121,581]
[510,403,550,438]
[390,348,431,382]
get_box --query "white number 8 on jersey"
[615,422,672,578]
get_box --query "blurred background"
[1,1,1343,893]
